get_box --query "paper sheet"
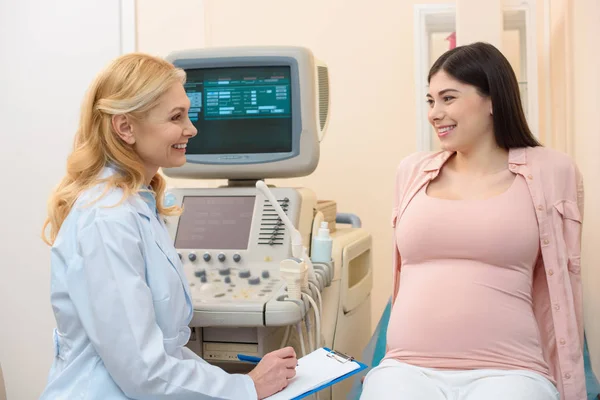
[265,348,360,400]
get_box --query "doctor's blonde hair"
[42,53,185,246]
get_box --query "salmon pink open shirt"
[385,147,585,400]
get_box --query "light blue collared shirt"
[40,167,257,400]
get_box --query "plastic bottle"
[311,221,333,263]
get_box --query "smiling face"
[427,70,494,153]
[113,83,198,182]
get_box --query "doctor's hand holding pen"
[247,346,298,399]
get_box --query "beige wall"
[456,0,502,47]
[547,0,574,155]
[136,0,206,55]
[571,0,600,377]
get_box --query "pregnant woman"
[361,42,585,400]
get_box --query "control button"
[224,276,231,284]
[239,269,251,278]
[214,293,225,298]
[199,282,215,293]
[194,269,206,278]
[219,268,231,276]
[203,253,211,262]
[262,270,270,279]
[233,254,242,263]
[261,289,272,293]
[188,252,197,262]
[249,277,261,285]
[200,275,207,283]
[218,253,226,262]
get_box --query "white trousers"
[360,359,559,400]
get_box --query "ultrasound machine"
[161,46,373,399]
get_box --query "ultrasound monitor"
[161,46,330,180]
[185,66,293,156]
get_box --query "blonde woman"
[40,54,296,400]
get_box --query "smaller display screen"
[174,196,256,250]
[183,66,293,155]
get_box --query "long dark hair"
[428,42,540,149]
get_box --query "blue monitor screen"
[183,66,293,155]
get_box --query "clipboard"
[264,347,368,400]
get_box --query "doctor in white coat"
[40,53,296,400]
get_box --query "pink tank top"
[385,174,551,381]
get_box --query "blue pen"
[238,353,299,366]
[237,354,262,364]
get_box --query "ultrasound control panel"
[164,186,315,327]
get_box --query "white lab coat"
[40,167,257,399]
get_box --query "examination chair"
[348,299,600,400]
